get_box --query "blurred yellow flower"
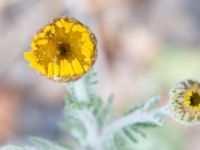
[169,79,200,126]
[24,17,97,82]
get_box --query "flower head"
[169,79,200,126]
[24,17,97,82]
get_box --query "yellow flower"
[24,17,97,82]
[169,79,200,126]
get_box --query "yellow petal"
[83,65,89,71]
[36,39,48,45]
[53,63,59,77]
[43,25,51,33]
[31,42,37,50]
[24,52,38,61]
[72,24,87,33]
[60,60,65,77]
[83,41,93,49]
[64,59,74,77]
[48,63,53,78]
[81,48,92,60]
[51,26,55,34]
[63,61,69,77]
[37,33,45,38]
[56,21,63,28]
[64,22,73,33]
[81,32,90,42]
[72,59,84,75]
[30,62,46,75]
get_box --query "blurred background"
[0,0,200,149]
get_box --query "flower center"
[188,91,200,107]
[58,43,70,57]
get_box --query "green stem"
[101,108,166,137]
[73,78,89,102]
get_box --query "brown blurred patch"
[0,83,21,143]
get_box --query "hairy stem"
[101,109,164,137]
[73,78,90,102]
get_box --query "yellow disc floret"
[24,17,97,82]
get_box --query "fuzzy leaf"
[29,137,71,150]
